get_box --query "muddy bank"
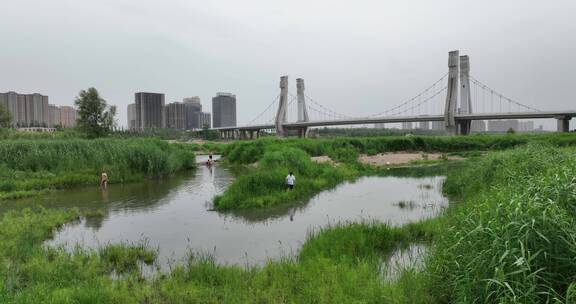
[358,152,463,166]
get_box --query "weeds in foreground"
[0,208,437,303]
[427,144,576,303]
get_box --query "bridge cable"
[245,94,280,126]
[469,76,541,112]
[367,73,448,118]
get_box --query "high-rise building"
[127,104,136,129]
[48,104,61,127]
[374,123,385,129]
[401,122,413,130]
[0,92,18,126]
[487,120,519,132]
[0,91,49,127]
[198,112,211,128]
[519,120,534,132]
[471,120,486,133]
[431,121,444,131]
[165,102,187,129]
[418,121,429,130]
[135,92,165,129]
[183,96,202,130]
[212,92,236,128]
[60,106,77,128]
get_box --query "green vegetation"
[0,138,196,200]
[214,147,359,209]
[113,127,222,142]
[310,126,446,137]
[75,87,117,138]
[216,133,576,210]
[0,207,437,303]
[223,133,576,165]
[213,137,576,302]
[2,134,576,302]
[426,144,576,303]
[0,104,11,128]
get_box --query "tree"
[75,88,116,137]
[202,124,210,140]
[506,127,516,134]
[0,104,11,128]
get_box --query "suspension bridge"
[213,50,576,139]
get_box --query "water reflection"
[1,159,449,267]
[381,243,427,282]
[0,172,192,215]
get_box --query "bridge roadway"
[213,110,576,138]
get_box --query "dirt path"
[311,156,334,164]
[358,152,462,166]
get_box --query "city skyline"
[1,0,574,130]
[127,93,214,130]
[0,91,77,128]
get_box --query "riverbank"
[1,143,575,302]
[0,138,197,200]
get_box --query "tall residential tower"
[212,92,236,128]
[183,96,202,129]
[134,92,165,129]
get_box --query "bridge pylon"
[444,50,459,135]
[275,76,289,137]
[296,78,310,138]
[458,55,472,135]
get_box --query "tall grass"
[0,207,436,303]
[426,144,576,303]
[214,147,358,209]
[0,138,196,199]
[223,133,576,165]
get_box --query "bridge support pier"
[556,116,571,132]
[250,130,260,139]
[297,127,309,138]
[457,120,472,135]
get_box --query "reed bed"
[223,133,576,165]
[427,144,576,303]
[0,138,196,199]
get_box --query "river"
[1,156,448,267]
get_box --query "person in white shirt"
[286,172,296,191]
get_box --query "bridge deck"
[212,111,576,132]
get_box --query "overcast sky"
[1,0,575,129]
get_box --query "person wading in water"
[286,172,296,191]
[100,170,108,189]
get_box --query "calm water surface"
[3,156,448,267]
